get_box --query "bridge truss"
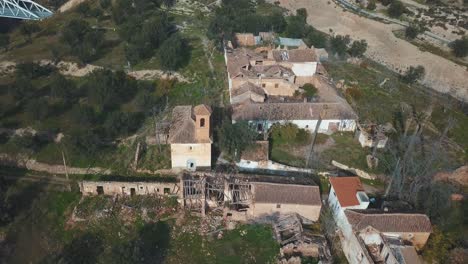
[0,0,53,20]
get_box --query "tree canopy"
[159,34,190,70]
[218,120,257,160]
[450,37,468,58]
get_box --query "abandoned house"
[344,210,432,250]
[180,173,322,221]
[224,41,358,134]
[339,210,432,264]
[232,102,357,134]
[225,45,318,100]
[327,176,432,263]
[233,33,300,48]
[357,123,394,149]
[168,104,212,171]
[250,182,322,221]
[352,226,425,264]
[79,180,181,198]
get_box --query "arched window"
[200,118,205,127]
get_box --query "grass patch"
[325,59,468,163]
[319,132,373,171]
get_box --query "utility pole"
[306,114,322,169]
[152,106,162,153]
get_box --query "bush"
[19,22,40,43]
[76,2,91,15]
[380,0,393,6]
[271,123,299,143]
[70,105,97,125]
[450,37,468,57]
[218,120,257,160]
[85,69,137,111]
[304,27,327,48]
[61,19,104,62]
[367,1,377,10]
[271,123,311,145]
[302,83,318,98]
[103,111,144,137]
[16,62,55,79]
[0,33,9,51]
[50,73,74,101]
[402,65,425,83]
[25,98,49,120]
[9,77,33,99]
[330,35,351,57]
[9,132,41,151]
[99,0,111,9]
[348,39,367,57]
[405,25,420,39]
[159,34,190,70]
[388,1,406,18]
[345,86,362,100]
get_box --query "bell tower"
[193,104,211,142]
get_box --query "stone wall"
[331,160,377,180]
[79,180,181,198]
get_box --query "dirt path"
[271,0,468,102]
[0,60,190,82]
[58,0,88,13]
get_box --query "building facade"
[168,104,212,170]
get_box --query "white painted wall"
[291,62,318,76]
[248,119,356,134]
[170,143,211,169]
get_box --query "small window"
[164,188,170,194]
[189,146,193,150]
[140,186,143,189]
[305,125,309,128]
[130,188,136,196]
[96,186,104,195]
[262,83,266,88]
[200,118,205,127]
[274,83,279,88]
[276,204,281,209]
[157,188,160,192]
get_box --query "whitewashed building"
[168,105,212,170]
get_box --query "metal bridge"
[0,0,53,20]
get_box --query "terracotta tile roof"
[272,49,317,63]
[241,141,269,161]
[231,82,265,97]
[193,104,212,115]
[168,105,212,144]
[226,48,263,77]
[253,182,321,206]
[329,177,364,207]
[232,102,358,121]
[345,210,432,233]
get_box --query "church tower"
[193,104,211,142]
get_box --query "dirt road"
[271,0,468,102]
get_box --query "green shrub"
[302,83,318,98]
[388,1,406,18]
[450,37,468,57]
